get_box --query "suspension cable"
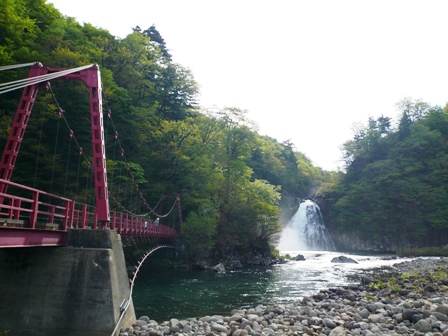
[0,64,94,94]
[49,116,61,194]
[48,85,93,174]
[33,98,47,188]
[63,132,73,197]
[102,89,172,218]
[46,84,97,207]
[0,62,37,71]
[108,192,177,219]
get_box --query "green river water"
[132,251,402,322]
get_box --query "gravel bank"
[120,257,448,336]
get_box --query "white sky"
[49,0,448,171]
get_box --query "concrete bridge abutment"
[0,229,136,336]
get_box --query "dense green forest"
[319,98,448,250]
[0,0,331,260]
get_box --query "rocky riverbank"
[120,257,448,336]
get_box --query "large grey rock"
[437,305,448,316]
[262,257,272,266]
[169,325,180,333]
[211,323,228,332]
[414,319,432,332]
[359,308,370,319]
[402,309,419,321]
[431,311,448,321]
[365,303,377,312]
[323,318,337,329]
[136,320,148,327]
[293,254,306,261]
[229,313,243,322]
[212,263,226,273]
[169,318,180,327]
[368,314,385,323]
[397,325,409,334]
[208,315,224,323]
[354,313,363,322]
[252,321,262,332]
[328,326,347,336]
[331,256,358,264]
[360,275,372,286]
[246,314,259,321]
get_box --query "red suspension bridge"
[0,62,189,336]
[0,62,182,248]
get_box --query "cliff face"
[279,193,301,226]
[314,196,413,253]
[331,232,411,253]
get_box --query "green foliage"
[270,247,280,259]
[401,273,410,280]
[183,201,219,259]
[365,294,375,301]
[322,98,448,248]
[387,276,401,293]
[369,281,386,290]
[431,268,447,281]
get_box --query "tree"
[143,25,171,60]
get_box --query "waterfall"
[278,200,335,251]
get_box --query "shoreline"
[120,257,448,336]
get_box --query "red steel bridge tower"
[0,63,110,223]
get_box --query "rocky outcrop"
[192,251,283,271]
[279,194,301,226]
[331,232,411,253]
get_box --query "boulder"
[331,256,358,264]
[360,275,372,286]
[212,263,226,273]
[293,254,306,261]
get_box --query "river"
[132,250,406,322]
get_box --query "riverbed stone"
[397,325,409,334]
[365,303,377,313]
[322,317,336,329]
[432,312,448,321]
[402,309,419,321]
[437,306,448,316]
[169,326,180,333]
[414,319,432,332]
[328,326,347,336]
[211,323,227,333]
[359,308,370,319]
[368,314,385,323]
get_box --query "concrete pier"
[0,229,136,336]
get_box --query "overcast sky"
[49,0,448,171]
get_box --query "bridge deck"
[0,178,176,248]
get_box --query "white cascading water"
[278,200,335,251]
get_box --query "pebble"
[120,257,448,336]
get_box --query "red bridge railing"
[0,178,177,248]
